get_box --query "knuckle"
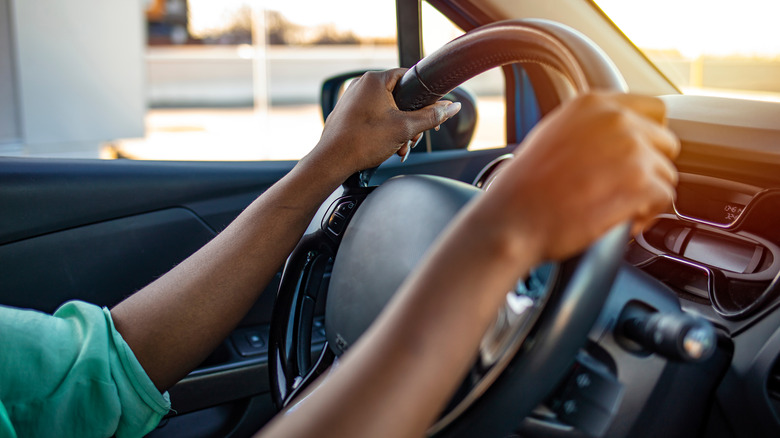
[670,133,682,156]
[604,107,633,130]
[626,131,647,151]
[625,160,651,191]
[654,97,668,118]
[576,92,604,108]
[636,170,653,193]
[573,92,615,115]
[430,107,443,126]
[363,71,383,84]
[669,165,680,185]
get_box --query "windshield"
[595,0,780,102]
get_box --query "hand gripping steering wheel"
[269,19,629,437]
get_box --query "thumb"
[402,100,462,137]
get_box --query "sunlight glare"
[596,0,780,57]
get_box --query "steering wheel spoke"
[282,343,336,409]
[270,183,373,407]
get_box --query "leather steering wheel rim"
[269,18,629,437]
[393,18,626,111]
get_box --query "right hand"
[308,69,461,180]
[483,92,680,264]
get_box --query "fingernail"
[409,132,423,148]
[445,101,461,118]
[401,140,412,163]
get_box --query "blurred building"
[146,0,191,45]
[0,0,145,158]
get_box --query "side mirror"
[320,71,478,152]
[320,70,369,121]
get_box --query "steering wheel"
[269,19,629,436]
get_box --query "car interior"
[2,0,780,437]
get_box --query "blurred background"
[0,0,504,160]
[120,0,505,161]
[1,0,778,160]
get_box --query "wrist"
[297,143,355,188]
[457,193,546,279]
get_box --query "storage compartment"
[641,218,771,274]
[632,215,780,318]
[683,230,765,274]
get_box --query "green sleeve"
[0,400,18,438]
[0,301,171,438]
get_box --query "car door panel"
[0,158,296,438]
[0,158,296,245]
[0,145,513,436]
[0,207,215,312]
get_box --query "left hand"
[309,68,461,178]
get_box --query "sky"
[187,0,780,58]
[595,0,780,57]
[187,0,397,39]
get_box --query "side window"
[2,0,398,160]
[113,0,399,161]
[3,0,146,159]
[421,3,507,151]
[2,0,507,160]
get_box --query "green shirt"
[0,301,171,438]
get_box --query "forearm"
[112,151,350,391]
[112,68,460,393]
[259,195,541,437]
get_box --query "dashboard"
[471,94,780,437]
[631,174,780,320]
